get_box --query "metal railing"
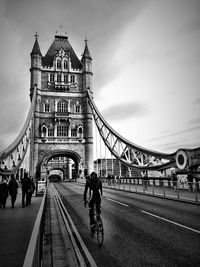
[23,189,47,267]
[101,177,200,203]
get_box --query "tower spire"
[34,32,39,40]
[31,32,42,57]
[82,37,92,60]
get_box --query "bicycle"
[84,201,104,247]
[90,210,104,247]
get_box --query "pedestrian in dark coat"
[0,177,9,208]
[27,178,35,205]
[8,175,18,208]
[21,173,30,208]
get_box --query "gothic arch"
[38,149,81,179]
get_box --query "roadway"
[54,182,200,267]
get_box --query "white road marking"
[106,197,129,207]
[140,210,200,234]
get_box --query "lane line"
[140,210,200,234]
[106,197,129,207]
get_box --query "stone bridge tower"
[29,30,93,180]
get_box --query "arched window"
[57,101,68,112]
[57,59,61,69]
[41,125,48,138]
[70,75,75,83]
[44,104,50,112]
[64,74,68,83]
[75,105,80,113]
[78,126,83,138]
[50,73,54,82]
[63,60,68,70]
[57,73,62,82]
[75,101,81,113]
[71,128,77,137]
[57,125,68,137]
[48,128,54,137]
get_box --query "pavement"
[0,189,42,267]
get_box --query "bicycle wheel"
[96,216,104,247]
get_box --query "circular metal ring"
[175,150,188,169]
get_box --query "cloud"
[193,98,200,105]
[101,102,150,121]
[155,139,200,153]
[188,117,200,126]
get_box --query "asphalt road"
[55,182,200,267]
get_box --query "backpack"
[89,178,101,191]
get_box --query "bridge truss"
[87,89,200,172]
[0,86,37,175]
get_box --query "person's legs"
[22,191,25,207]
[96,198,101,217]
[2,197,7,208]
[88,198,95,225]
[11,194,17,207]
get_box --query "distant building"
[94,158,140,177]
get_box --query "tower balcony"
[54,111,70,118]
[55,81,70,91]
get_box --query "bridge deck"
[0,182,199,267]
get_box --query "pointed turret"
[30,33,42,99]
[82,38,92,61]
[31,33,42,57]
[81,38,93,89]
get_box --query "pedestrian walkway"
[0,189,42,267]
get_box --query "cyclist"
[83,171,102,232]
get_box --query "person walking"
[0,177,9,208]
[21,172,30,208]
[83,171,103,233]
[8,174,18,208]
[27,178,35,205]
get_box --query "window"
[71,129,77,137]
[44,104,50,112]
[57,60,61,69]
[57,74,62,82]
[48,128,54,137]
[57,101,68,112]
[70,75,75,83]
[57,125,68,137]
[50,73,54,82]
[75,105,80,113]
[78,127,83,138]
[41,126,48,138]
[64,74,68,83]
[63,60,68,70]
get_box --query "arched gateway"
[39,150,81,181]
[29,30,94,181]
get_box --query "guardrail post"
[152,182,155,196]
[195,182,198,202]
[177,182,180,199]
[163,181,165,197]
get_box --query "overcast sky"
[0,0,200,154]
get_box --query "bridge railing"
[23,189,47,267]
[100,177,200,203]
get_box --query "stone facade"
[29,31,93,180]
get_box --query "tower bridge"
[0,31,200,182]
